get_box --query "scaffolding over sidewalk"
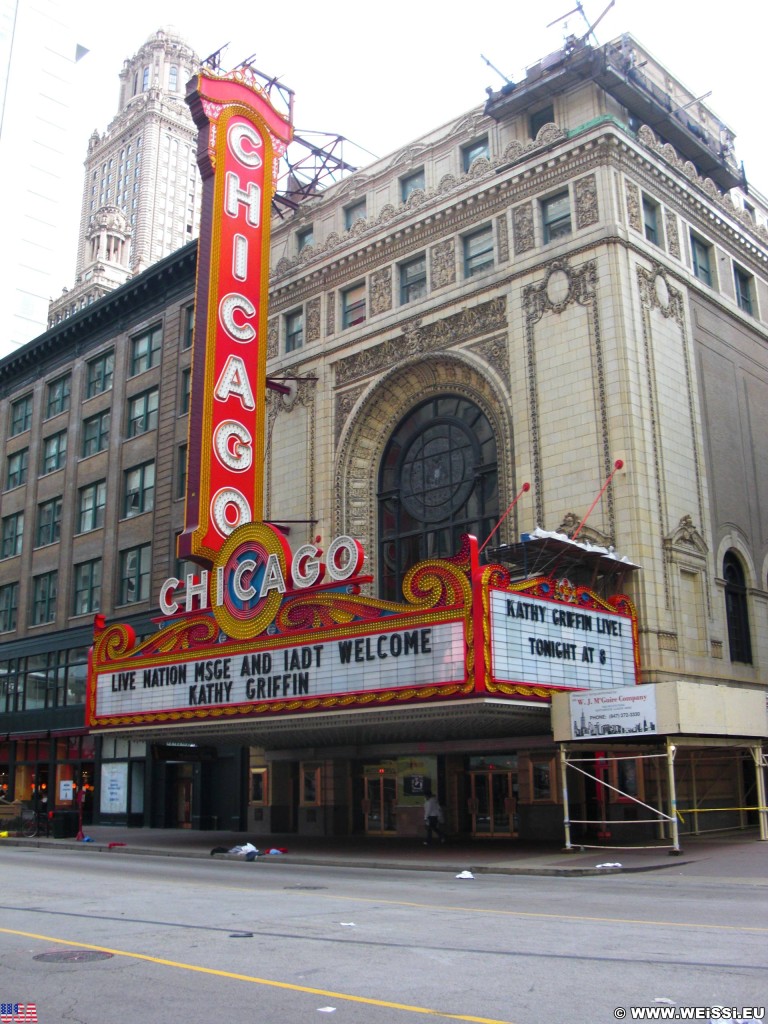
[559,736,768,854]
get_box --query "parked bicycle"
[21,808,51,838]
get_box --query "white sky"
[54,0,768,303]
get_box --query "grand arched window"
[723,551,752,664]
[378,395,499,601]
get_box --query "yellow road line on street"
[0,926,518,1024]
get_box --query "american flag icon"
[0,1004,37,1023]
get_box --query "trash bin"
[52,811,79,838]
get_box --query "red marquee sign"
[180,68,292,566]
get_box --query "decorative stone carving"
[523,258,596,324]
[625,180,642,232]
[524,259,607,531]
[468,156,492,178]
[513,202,535,255]
[388,144,427,170]
[534,123,567,147]
[555,512,611,548]
[496,214,509,264]
[404,189,427,209]
[503,140,525,164]
[575,173,599,229]
[637,265,684,326]
[438,174,458,194]
[306,297,321,344]
[664,209,680,258]
[468,333,510,387]
[663,514,708,557]
[370,267,393,316]
[448,112,490,140]
[334,384,368,444]
[657,632,679,652]
[430,239,456,289]
[267,316,279,359]
[335,297,507,386]
[326,291,335,336]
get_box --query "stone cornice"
[269,143,613,311]
[618,136,768,276]
[270,119,767,309]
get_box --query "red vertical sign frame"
[181,70,292,567]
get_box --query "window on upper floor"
[36,496,62,547]
[296,225,314,253]
[169,65,178,92]
[1,512,23,559]
[462,137,489,172]
[399,255,428,304]
[642,196,661,246]
[82,411,110,457]
[46,374,71,418]
[77,480,107,533]
[86,351,114,398]
[41,431,68,474]
[542,191,572,243]
[733,264,754,316]
[177,444,187,500]
[31,570,57,625]
[73,559,102,616]
[179,369,191,414]
[690,233,713,286]
[123,461,155,518]
[182,304,194,349]
[342,283,366,329]
[10,395,32,436]
[127,387,160,436]
[377,394,499,602]
[6,449,28,490]
[130,324,162,375]
[0,582,18,632]
[119,544,151,604]
[400,168,425,203]
[529,104,554,139]
[723,551,752,664]
[463,226,494,278]
[285,310,304,353]
[142,66,149,91]
[344,199,367,230]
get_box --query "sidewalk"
[2,825,766,879]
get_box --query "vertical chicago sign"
[180,68,293,565]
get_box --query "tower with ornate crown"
[49,28,201,326]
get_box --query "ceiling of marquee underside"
[95,699,553,751]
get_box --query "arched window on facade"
[723,551,752,664]
[142,66,150,91]
[378,395,499,601]
[169,65,178,91]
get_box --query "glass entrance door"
[467,771,517,836]
[362,775,397,834]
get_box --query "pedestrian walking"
[423,790,445,844]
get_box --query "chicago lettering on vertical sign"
[180,69,293,565]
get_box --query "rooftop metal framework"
[201,46,360,215]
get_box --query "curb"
[0,835,685,876]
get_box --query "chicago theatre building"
[1,33,766,842]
